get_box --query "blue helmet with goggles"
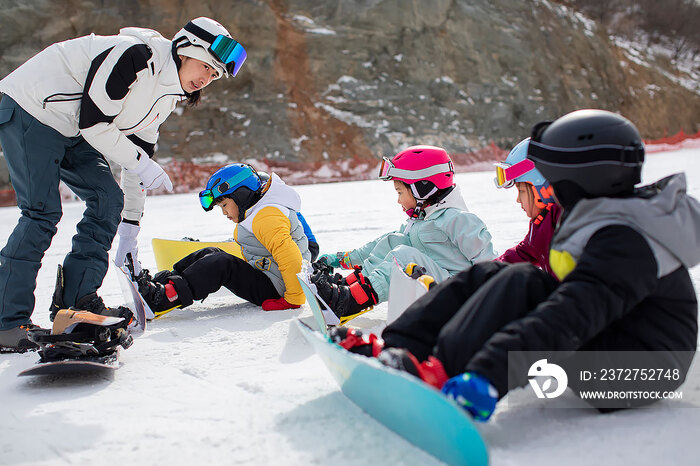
[199,164,266,221]
[494,138,555,207]
[173,17,247,78]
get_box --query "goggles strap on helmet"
[384,162,453,182]
[184,21,217,44]
[494,159,536,189]
[528,140,644,167]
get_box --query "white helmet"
[173,17,247,78]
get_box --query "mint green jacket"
[347,187,497,301]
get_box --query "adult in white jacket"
[0,17,247,351]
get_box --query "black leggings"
[173,247,281,306]
[382,261,556,375]
[382,261,693,408]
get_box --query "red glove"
[261,297,301,311]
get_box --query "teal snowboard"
[297,262,488,465]
[297,319,489,466]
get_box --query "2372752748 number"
[597,368,680,381]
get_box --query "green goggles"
[199,165,260,211]
[199,189,217,211]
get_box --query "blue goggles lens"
[210,35,247,77]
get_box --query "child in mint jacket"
[313,145,497,323]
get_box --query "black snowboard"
[18,352,119,376]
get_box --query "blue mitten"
[441,372,499,421]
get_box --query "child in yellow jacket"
[137,163,315,315]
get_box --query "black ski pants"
[383,261,557,377]
[172,247,281,307]
[382,261,694,406]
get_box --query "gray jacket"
[235,173,310,303]
[551,173,700,279]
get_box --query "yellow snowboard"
[151,238,243,271]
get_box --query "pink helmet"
[378,145,455,200]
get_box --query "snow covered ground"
[1,147,699,466]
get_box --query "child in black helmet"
[332,109,700,421]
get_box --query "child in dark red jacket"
[494,138,562,276]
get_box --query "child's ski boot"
[329,326,384,357]
[136,273,193,318]
[329,326,448,390]
[404,262,437,290]
[377,347,449,389]
[314,267,379,324]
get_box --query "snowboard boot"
[0,323,44,353]
[75,293,134,324]
[137,274,193,317]
[315,269,379,324]
[49,264,133,324]
[329,326,384,357]
[405,263,437,291]
[152,269,176,285]
[377,347,449,389]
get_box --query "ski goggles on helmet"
[378,157,453,182]
[378,157,394,180]
[209,35,247,77]
[199,167,259,211]
[493,159,536,189]
[184,22,247,77]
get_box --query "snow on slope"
[0,148,699,465]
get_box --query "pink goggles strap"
[501,159,535,182]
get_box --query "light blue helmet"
[494,138,555,206]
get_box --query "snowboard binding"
[311,259,350,287]
[27,309,133,362]
[124,252,151,283]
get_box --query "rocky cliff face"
[0,0,698,189]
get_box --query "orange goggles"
[493,159,535,189]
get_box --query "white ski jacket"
[0,27,187,221]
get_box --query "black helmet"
[526,109,644,207]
